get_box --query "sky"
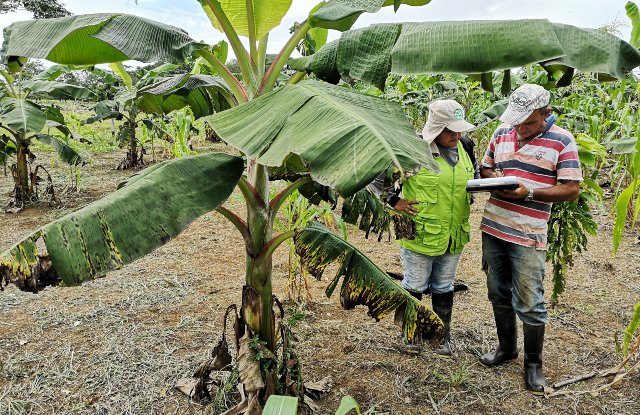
[0,0,635,62]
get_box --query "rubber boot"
[523,323,547,395]
[431,291,454,356]
[480,303,519,366]
[395,290,422,354]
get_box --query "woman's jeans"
[400,247,460,294]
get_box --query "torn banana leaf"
[294,222,443,343]
[0,153,244,292]
[290,20,640,90]
[342,187,414,242]
[342,168,414,241]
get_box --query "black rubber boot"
[523,323,547,395]
[480,303,519,366]
[432,291,454,356]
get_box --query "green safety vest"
[397,141,475,256]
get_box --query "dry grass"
[1,148,639,414]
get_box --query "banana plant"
[0,65,92,210]
[85,60,232,169]
[1,1,640,408]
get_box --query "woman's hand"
[395,199,419,215]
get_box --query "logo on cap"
[510,92,530,110]
[454,109,463,120]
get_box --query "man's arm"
[498,180,580,202]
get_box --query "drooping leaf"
[0,98,46,134]
[309,0,431,31]
[200,0,293,39]
[1,13,205,65]
[294,222,444,343]
[263,395,299,415]
[0,134,17,166]
[291,20,640,89]
[34,134,85,166]
[627,1,640,48]
[613,181,637,254]
[606,137,638,155]
[22,80,95,100]
[0,153,244,291]
[109,62,134,91]
[208,79,433,197]
[136,73,233,119]
[84,100,121,125]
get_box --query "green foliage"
[0,0,70,19]
[547,192,598,302]
[623,303,640,358]
[273,188,346,301]
[627,1,640,48]
[263,394,361,415]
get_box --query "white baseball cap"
[422,100,475,143]
[500,84,551,125]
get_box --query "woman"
[389,99,477,355]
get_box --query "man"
[389,100,477,356]
[478,84,582,395]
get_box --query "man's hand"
[497,181,528,199]
[395,199,419,215]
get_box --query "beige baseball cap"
[500,84,551,125]
[421,100,476,143]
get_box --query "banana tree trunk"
[15,135,30,201]
[244,160,276,352]
[129,119,139,166]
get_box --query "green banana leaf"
[294,222,443,343]
[0,134,17,166]
[1,13,205,65]
[136,74,233,119]
[34,134,85,166]
[22,80,95,100]
[310,0,431,31]
[0,98,46,134]
[200,0,293,40]
[0,153,244,291]
[627,1,640,48]
[84,100,121,125]
[208,79,433,198]
[291,20,640,90]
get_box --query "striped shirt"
[480,122,583,249]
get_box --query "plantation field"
[1,144,639,415]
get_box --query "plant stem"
[258,21,311,95]
[257,230,295,263]
[257,34,269,79]
[287,71,307,85]
[246,0,257,63]
[195,49,248,104]
[216,206,250,244]
[268,176,312,227]
[202,0,257,92]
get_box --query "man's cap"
[421,100,475,143]
[500,84,551,126]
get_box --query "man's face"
[435,128,461,148]
[514,109,549,140]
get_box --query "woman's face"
[435,128,461,148]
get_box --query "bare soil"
[1,147,639,415]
